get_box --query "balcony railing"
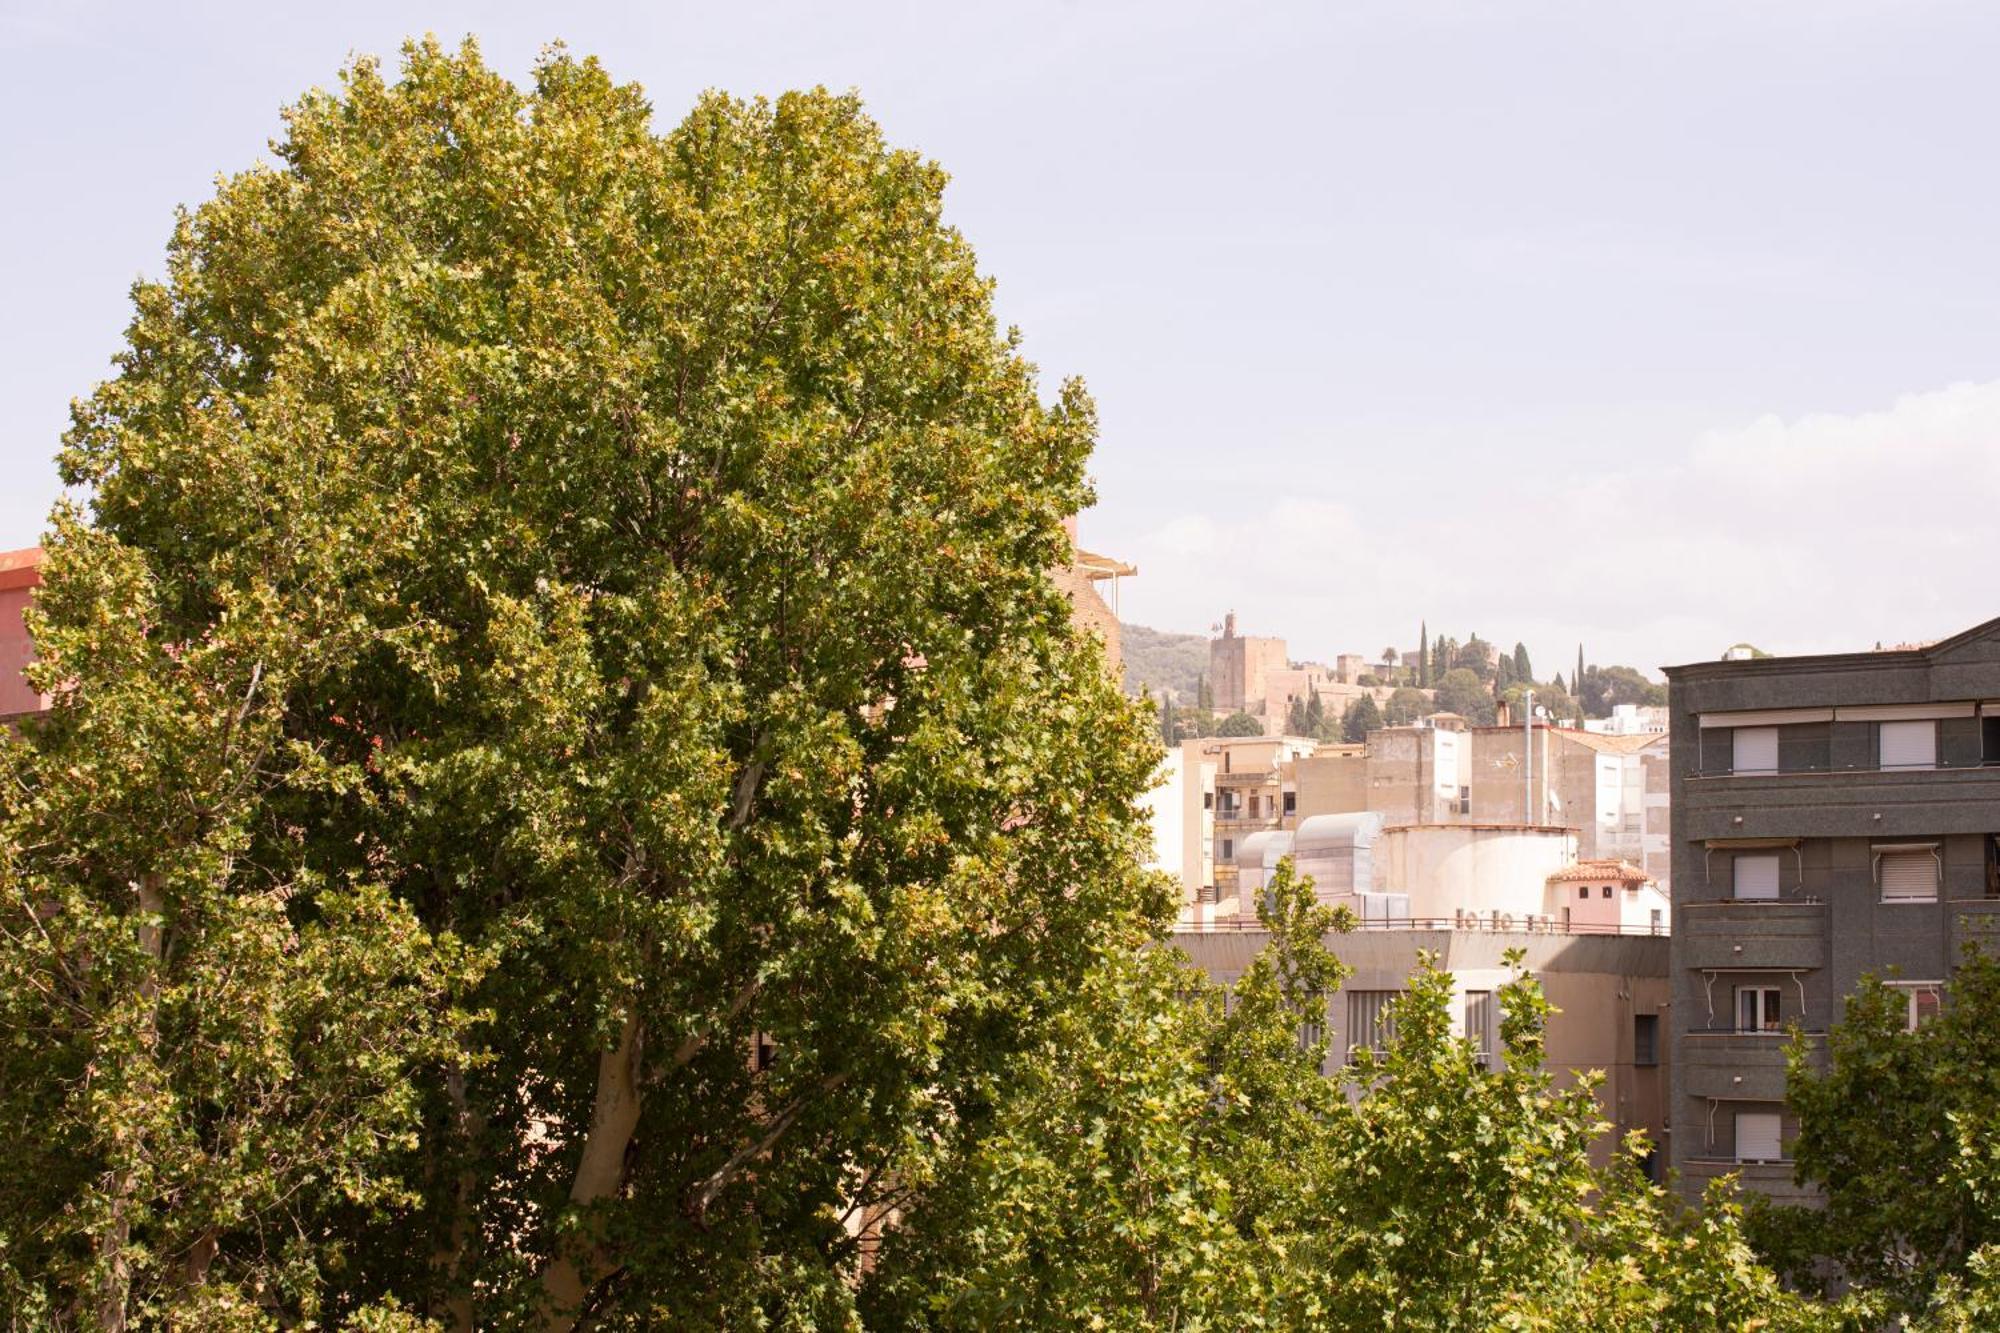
[1175,914,1669,937]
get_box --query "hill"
[1120,623,1209,700]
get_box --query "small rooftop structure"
[1547,858,1654,886]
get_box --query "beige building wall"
[1176,929,1671,1171]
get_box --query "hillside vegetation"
[1121,622,1209,699]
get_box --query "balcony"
[1681,1031,1824,1101]
[1681,765,2000,840]
[1678,899,1827,970]
[1679,1158,1816,1205]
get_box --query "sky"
[3,1,1998,675]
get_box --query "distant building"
[1664,617,2000,1205]
[1209,612,1289,714]
[1585,704,1669,736]
[0,546,46,721]
[1286,719,1672,890]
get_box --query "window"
[1202,791,1213,810]
[1577,885,1590,900]
[1877,846,1939,902]
[1887,982,1943,1031]
[1650,908,1664,934]
[1465,990,1497,1068]
[1283,791,1297,816]
[1736,986,1782,1035]
[1601,885,1613,899]
[1346,990,1399,1062]
[1221,838,1233,860]
[1880,720,1937,771]
[1457,785,1471,815]
[1297,994,1327,1053]
[1733,853,1780,900]
[1735,1110,1783,1164]
[1634,1014,1659,1066]
[1732,726,1778,775]
[1985,716,2000,766]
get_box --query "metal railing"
[1174,913,1669,937]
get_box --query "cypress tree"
[1418,621,1429,687]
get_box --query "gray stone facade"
[1664,618,2000,1204]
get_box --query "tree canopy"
[0,40,1164,1329]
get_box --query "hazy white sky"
[4,1,1997,673]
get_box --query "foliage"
[1432,668,1497,726]
[0,525,484,1326]
[1577,664,1666,717]
[1119,623,1211,702]
[1751,949,2000,1315]
[1340,694,1382,743]
[869,860,1812,1331]
[7,39,1167,1329]
[1453,634,1496,681]
[1384,686,1434,726]
[1217,711,1265,737]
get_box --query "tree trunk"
[98,873,165,1333]
[539,1010,643,1331]
[432,1066,484,1333]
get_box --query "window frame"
[1879,719,1939,772]
[1885,980,1944,1032]
[1735,984,1783,1035]
[1732,725,1779,775]
[1735,1110,1784,1164]
[1875,845,1940,904]
[1733,852,1781,900]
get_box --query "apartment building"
[1663,618,2000,1204]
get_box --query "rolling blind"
[1346,990,1398,1061]
[1465,990,1496,1066]
[1879,720,1937,770]
[1732,726,1779,774]
[1734,853,1780,900]
[1879,850,1938,900]
[1736,1111,1782,1164]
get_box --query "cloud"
[1111,378,2000,673]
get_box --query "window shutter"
[1347,990,1398,1061]
[1465,990,1496,1067]
[1736,1111,1782,1163]
[1734,853,1780,900]
[1732,726,1778,774]
[1880,720,1937,770]
[1880,850,1938,901]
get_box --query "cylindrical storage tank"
[1372,824,1578,923]
[1233,830,1293,899]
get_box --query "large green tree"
[1750,950,2000,1316]
[866,861,1813,1330]
[1432,668,1497,726]
[5,39,1165,1329]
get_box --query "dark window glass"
[1634,1014,1659,1066]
